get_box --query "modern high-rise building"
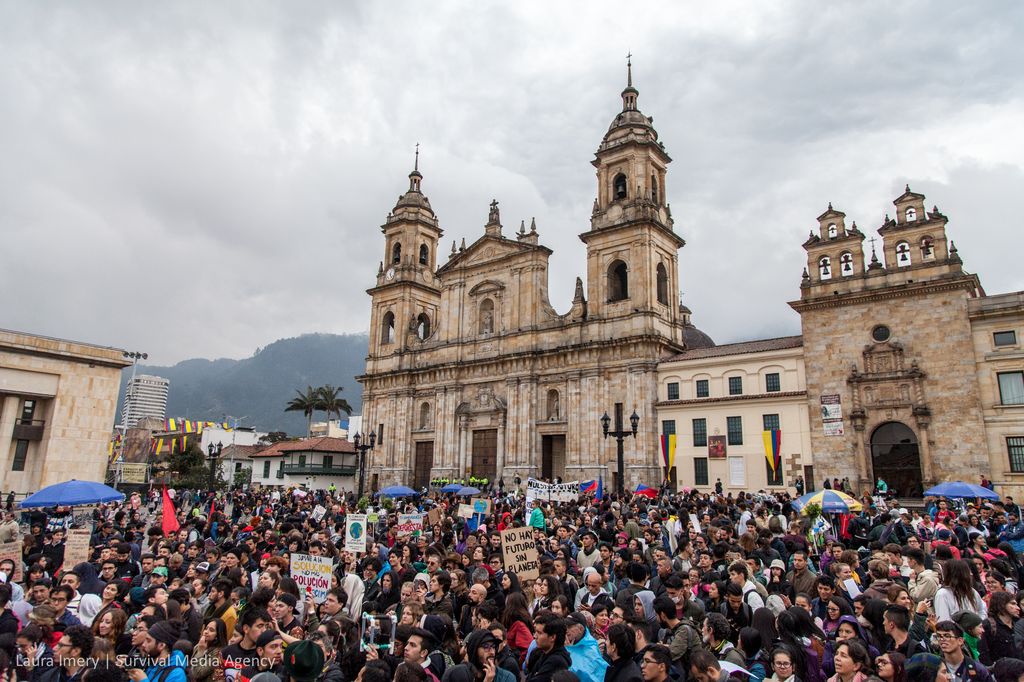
[120,374,170,428]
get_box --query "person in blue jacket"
[127,621,188,682]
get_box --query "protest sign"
[395,513,424,539]
[500,526,539,581]
[291,553,335,604]
[457,504,474,518]
[311,505,327,522]
[0,541,21,582]
[345,514,368,554]
[688,513,702,535]
[64,528,92,568]
[427,507,443,527]
[525,478,580,504]
[471,498,492,516]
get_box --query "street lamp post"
[207,442,222,488]
[353,431,377,500]
[601,404,639,497]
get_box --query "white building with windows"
[120,374,169,428]
[657,336,814,493]
[248,436,359,491]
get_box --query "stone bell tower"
[580,58,687,345]
[366,148,443,369]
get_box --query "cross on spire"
[414,142,419,172]
[626,51,633,87]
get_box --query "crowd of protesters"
[3,479,1024,682]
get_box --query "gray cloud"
[1,1,1022,362]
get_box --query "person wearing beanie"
[126,620,188,682]
[239,631,284,682]
[282,640,325,682]
[441,628,515,682]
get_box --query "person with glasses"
[440,628,513,682]
[765,645,801,682]
[932,621,994,682]
[876,652,907,682]
[49,585,82,628]
[45,625,93,682]
[639,644,672,682]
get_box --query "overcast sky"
[3,2,1023,365]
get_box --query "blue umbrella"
[458,486,481,496]
[19,480,125,508]
[378,485,418,498]
[924,481,999,500]
[440,483,463,493]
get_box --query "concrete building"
[969,293,1024,495]
[0,329,130,492]
[358,64,715,492]
[120,374,169,428]
[248,437,359,491]
[657,336,812,493]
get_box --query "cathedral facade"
[357,69,714,492]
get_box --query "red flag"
[161,486,180,536]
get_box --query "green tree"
[285,386,320,437]
[157,441,219,490]
[318,384,353,425]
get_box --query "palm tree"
[318,385,353,426]
[285,386,320,437]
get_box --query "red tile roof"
[248,436,355,458]
[664,335,803,362]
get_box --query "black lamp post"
[353,430,377,500]
[207,442,222,488]
[601,404,639,497]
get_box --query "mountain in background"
[116,333,369,435]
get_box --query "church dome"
[683,324,716,350]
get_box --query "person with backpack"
[719,584,753,643]
[654,595,703,679]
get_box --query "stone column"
[458,415,469,477]
[0,396,20,473]
[915,418,934,485]
[496,414,506,483]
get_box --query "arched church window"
[608,260,629,301]
[392,242,402,264]
[546,389,560,420]
[419,244,429,265]
[840,252,854,277]
[613,173,627,200]
[818,256,832,280]
[656,263,669,304]
[419,402,431,429]
[479,298,494,334]
[896,241,912,267]
[382,311,395,345]
[651,174,658,203]
[416,313,431,340]
[828,223,838,239]
[920,236,935,261]
[905,207,917,222]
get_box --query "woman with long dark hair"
[192,617,228,682]
[501,591,535,665]
[980,591,1023,665]
[935,559,987,621]
[875,652,906,682]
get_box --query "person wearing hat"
[401,627,441,682]
[239,631,285,682]
[126,620,188,682]
[443,628,515,682]
[280,639,325,682]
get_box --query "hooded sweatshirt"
[441,630,516,682]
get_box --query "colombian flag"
[659,434,677,473]
[762,429,782,476]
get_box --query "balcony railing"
[13,419,44,441]
[280,463,357,476]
